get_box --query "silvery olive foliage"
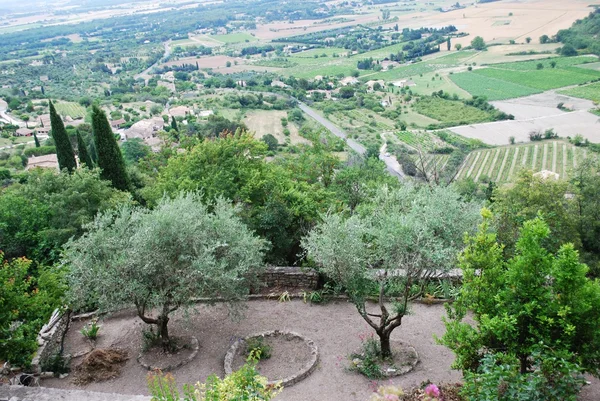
[63,192,267,345]
[302,184,480,358]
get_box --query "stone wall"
[30,309,70,374]
[259,266,318,290]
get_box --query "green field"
[455,141,593,183]
[560,81,600,103]
[449,72,539,100]
[413,97,494,125]
[54,102,87,119]
[451,56,600,100]
[208,33,257,44]
[0,23,43,34]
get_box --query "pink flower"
[425,384,440,398]
[384,395,399,401]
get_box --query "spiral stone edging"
[137,336,199,371]
[224,330,319,387]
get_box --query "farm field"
[244,110,309,146]
[413,97,495,125]
[208,33,257,44]
[450,56,600,100]
[560,81,600,103]
[455,141,593,183]
[53,101,86,119]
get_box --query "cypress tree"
[76,131,93,168]
[49,100,77,173]
[171,116,178,131]
[33,132,40,148]
[92,105,129,191]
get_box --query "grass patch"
[413,97,494,125]
[475,67,600,91]
[560,81,600,103]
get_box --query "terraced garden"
[450,55,600,100]
[455,141,593,183]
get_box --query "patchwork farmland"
[455,141,592,183]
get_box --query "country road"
[297,101,405,179]
[134,41,171,83]
[0,99,25,127]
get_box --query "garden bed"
[225,330,318,387]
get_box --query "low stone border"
[224,330,319,388]
[137,336,199,372]
[350,340,418,378]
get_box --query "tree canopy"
[441,210,600,378]
[0,168,129,264]
[92,105,129,191]
[64,193,267,349]
[303,185,481,357]
[49,100,77,173]
[144,132,330,264]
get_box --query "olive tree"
[302,185,480,358]
[64,193,267,350]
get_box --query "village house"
[124,117,165,151]
[37,114,51,128]
[271,80,288,88]
[339,76,359,86]
[36,127,50,135]
[15,128,33,137]
[168,105,192,118]
[381,60,400,71]
[392,79,416,88]
[365,80,386,92]
[198,110,214,119]
[27,154,59,170]
[110,119,127,129]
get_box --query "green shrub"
[461,350,585,401]
[245,337,272,360]
[0,253,65,367]
[23,146,56,157]
[147,356,281,401]
[349,335,385,379]
[80,319,100,341]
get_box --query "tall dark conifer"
[76,131,93,168]
[33,132,40,148]
[49,100,77,172]
[92,105,129,190]
[171,116,178,131]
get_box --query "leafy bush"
[80,319,100,341]
[245,337,272,360]
[23,146,56,157]
[349,335,385,379]
[0,253,65,367]
[461,351,585,401]
[148,356,282,401]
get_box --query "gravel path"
[40,300,600,401]
[43,300,460,400]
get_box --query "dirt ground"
[244,110,310,145]
[451,91,600,145]
[40,300,600,400]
